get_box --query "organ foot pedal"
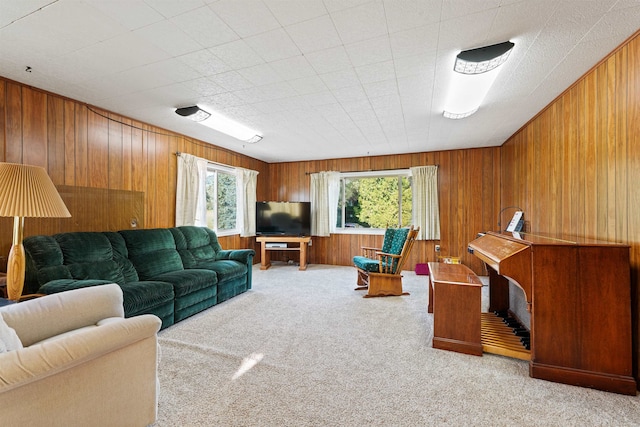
[481,312,531,361]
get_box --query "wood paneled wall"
[266,148,501,273]
[501,31,640,384]
[0,79,270,258]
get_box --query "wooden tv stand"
[256,236,311,271]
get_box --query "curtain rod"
[174,151,236,170]
[304,165,438,175]
[176,152,438,175]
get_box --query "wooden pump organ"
[468,231,636,395]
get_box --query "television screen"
[256,201,311,236]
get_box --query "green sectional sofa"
[23,226,255,329]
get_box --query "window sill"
[215,230,239,237]
[332,228,386,236]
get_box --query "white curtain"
[310,171,340,237]
[176,153,208,227]
[236,167,259,237]
[410,165,440,240]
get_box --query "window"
[336,170,412,230]
[205,165,237,235]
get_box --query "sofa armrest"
[216,249,255,264]
[0,313,161,393]
[0,283,124,347]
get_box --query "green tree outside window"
[338,173,411,229]
[206,169,237,232]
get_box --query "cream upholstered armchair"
[0,283,161,427]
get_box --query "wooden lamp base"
[6,216,25,302]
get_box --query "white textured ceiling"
[0,0,638,163]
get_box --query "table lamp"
[0,163,71,301]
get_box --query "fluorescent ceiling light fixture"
[443,41,514,119]
[175,105,210,122]
[175,106,262,143]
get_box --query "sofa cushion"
[25,235,64,269]
[39,279,117,294]
[171,226,211,250]
[38,278,173,325]
[151,269,217,298]
[55,233,126,284]
[56,232,111,263]
[119,281,174,317]
[151,269,218,323]
[67,260,125,284]
[193,260,247,282]
[119,229,184,280]
[174,292,217,323]
[134,249,183,280]
[36,266,73,287]
[120,228,176,254]
[171,226,222,268]
[24,235,70,293]
[103,232,139,282]
[217,276,249,303]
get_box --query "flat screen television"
[256,201,311,236]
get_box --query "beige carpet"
[155,264,640,426]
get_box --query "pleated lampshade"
[0,163,71,218]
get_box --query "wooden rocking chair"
[352,225,419,297]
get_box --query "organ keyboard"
[468,231,636,395]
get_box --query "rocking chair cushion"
[381,229,396,253]
[389,228,409,255]
[353,256,392,273]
